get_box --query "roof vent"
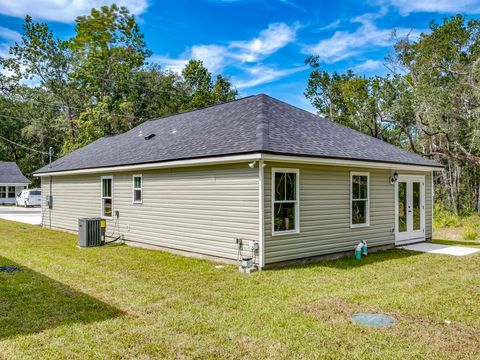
[144,133,156,140]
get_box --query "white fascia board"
[34,153,263,177]
[259,154,442,172]
[0,182,31,186]
[34,152,441,177]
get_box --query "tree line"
[0,5,237,181]
[0,7,478,214]
[305,15,480,214]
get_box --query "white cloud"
[154,22,297,74]
[189,45,230,74]
[376,0,480,15]
[353,59,384,72]
[234,64,307,89]
[229,23,297,62]
[0,0,149,23]
[0,27,21,42]
[302,14,421,63]
[315,20,341,32]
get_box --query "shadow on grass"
[269,248,422,271]
[0,255,124,339]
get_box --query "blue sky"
[0,0,479,111]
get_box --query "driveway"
[0,206,42,225]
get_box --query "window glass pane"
[134,176,141,189]
[413,182,421,231]
[274,173,285,201]
[359,176,368,199]
[398,182,407,232]
[285,173,296,200]
[352,200,366,225]
[352,176,360,199]
[134,189,142,202]
[30,190,41,196]
[103,178,111,197]
[103,198,112,217]
[0,186,5,198]
[8,187,16,198]
[274,202,295,232]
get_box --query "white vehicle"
[16,189,41,207]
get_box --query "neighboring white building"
[0,162,31,205]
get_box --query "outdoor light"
[390,172,399,185]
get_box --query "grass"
[0,220,479,359]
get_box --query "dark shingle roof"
[0,162,31,183]
[35,94,441,174]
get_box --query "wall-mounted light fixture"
[248,161,257,169]
[389,172,399,185]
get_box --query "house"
[0,161,31,205]
[34,94,442,267]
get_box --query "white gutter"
[260,154,442,172]
[34,152,442,177]
[34,154,262,177]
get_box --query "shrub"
[462,225,479,241]
[434,205,461,229]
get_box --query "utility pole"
[48,147,53,168]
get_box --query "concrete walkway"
[399,242,480,257]
[0,206,41,226]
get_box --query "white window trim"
[350,171,370,228]
[271,167,300,236]
[132,174,143,204]
[101,175,113,219]
[7,186,16,198]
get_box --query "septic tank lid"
[352,313,396,328]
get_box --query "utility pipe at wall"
[258,160,265,268]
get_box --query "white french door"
[395,175,425,244]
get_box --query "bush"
[462,225,479,241]
[434,205,461,229]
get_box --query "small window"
[132,174,142,203]
[101,176,113,218]
[0,186,5,198]
[272,168,299,235]
[351,172,370,227]
[8,187,16,198]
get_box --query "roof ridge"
[255,94,270,150]
[145,94,259,125]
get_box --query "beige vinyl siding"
[41,163,259,261]
[264,162,433,264]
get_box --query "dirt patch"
[302,297,480,359]
[435,228,464,241]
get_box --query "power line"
[8,95,144,121]
[0,133,48,155]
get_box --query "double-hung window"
[0,186,5,198]
[101,176,113,218]
[132,174,142,204]
[7,187,15,198]
[272,168,299,235]
[351,172,370,227]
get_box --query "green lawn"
[0,220,479,359]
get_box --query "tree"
[305,15,480,213]
[393,15,480,213]
[305,57,405,145]
[0,5,238,184]
[181,60,237,110]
